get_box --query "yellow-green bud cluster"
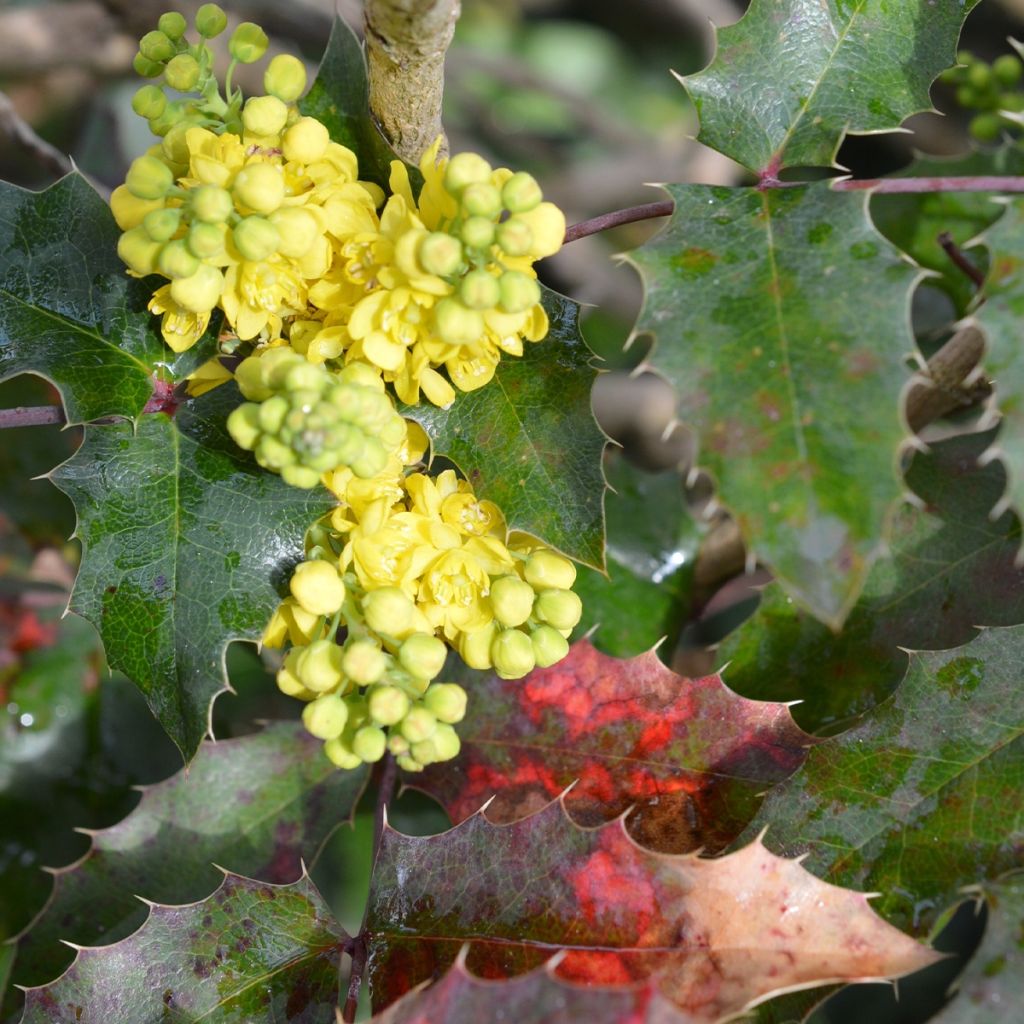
[941,49,1024,141]
[227,349,407,487]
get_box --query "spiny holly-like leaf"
[738,626,1024,936]
[366,800,938,1020]
[410,639,813,853]
[574,455,705,657]
[632,183,914,625]
[369,954,690,1024]
[405,288,606,569]
[300,16,407,192]
[680,0,980,174]
[0,175,212,424]
[717,429,1024,731]
[12,722,366,991]
[930,875,1024,1023]
[975,197,1024,542]
[19,873,345,1024]
[50,384,334,759]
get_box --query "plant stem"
[937,231,986,289]
[0,405,65,428]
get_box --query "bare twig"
[0,406,65,429]
[564,201,675,243]
[937,231,986,290]
[364,0,460,162]
[906,325,989,433]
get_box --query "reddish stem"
[0,405,64,428]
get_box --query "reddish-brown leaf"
[411,640,815,852]
[365,799,939,1022]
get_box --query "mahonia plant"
[941,47,1024,140]
[111,4,581,772]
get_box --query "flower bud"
[296,639,346,692]
[460,215,495,250]
[282,361,326,393]
[368,685,411,726]
[262,347,306,390]
[161,122,193,166]
[995,54,1023,88]
[281,465,321,488]
[157,238,200,280]
[496,218,533,257]
[461,182,502,218]
[400,706,438,743]
[290,559,346,616]
[117,226,163,275]
[434,297,484,346]
[501,171,543,213]
[256,435,295,469]
[232,164,285,215]
[350,725,385,763]
[276,659,313,700]
[187,221,225,259]
[147,100,186,136]
[165,53,201,91]
[531,624,569,668]
[396,753,423,773]
[342,639,387,685]
[324,736,362,770]
[229,21,269,63]
[302,694,348,739]
[227,403,261,450]
[534,588,583,631]
[413,722,460,765]
[125,154,175,199]
[282,117,330,163]
[234,355,273,401]
[158,12,187,40]
[523,550,576,590]
[233,216,280,261]
[498,271,541,314]
[418,232,463,276]
[132,84,167,119]
[363,586,415,636]
[490,575,535,628]
[459,269,500,311]
[140,29,176,63]
[111,185,164,230]
[190,184,234,223]
[423,683,467,724]
[170,263,224,313]
[444,152,492,194]
[243,94,289,137]
[143,207,181,242]
[265,53,307,102]
[195,3,227,38]
[134,52,165,78]
[398,633,447,680]
[970,112,1003,142]
[491,628,536,680]
[458,622,495,670]
[269,207,320,258]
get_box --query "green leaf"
[716,429,1024,732]
[300,16,409,191]
[50,384,334,759]
[681,0,980,173]
[404,288,607,569]
[738,626,1024,936]
[0,175,210,424]
[930,875,1024,1023]
[632,183,914,625]
[19,874,345,1023]
[573,455,704,656]
[12,722,366,991]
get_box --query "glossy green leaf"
[12,722,366,991]
[739,626,1024,936]
[717,429,1024,731]
[681,0,980,173]
[632,183,914,624]
[19,873,345,1023]
[405,288,607,569]
[0,175,211,424]
[50,385,334,759]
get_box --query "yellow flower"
[186,356,234,396]
[418,547,493,638]
[148,285,210,352]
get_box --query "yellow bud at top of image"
[265,54,308,103]
[290,559,346,616]
[242,95,289,138]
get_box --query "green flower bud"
[531,624,569,668]
[387,733,410,755]
[523,550,576,590]
[444,152,492,194]
[187,221,225,259]
[398,633,447,680]
[302,694,348,740]
[164,53,201,91]
[142,207,181,242]
[276,659,312,699]
[243,94,289,137]
[342,639,387,685]
[157,238,200,279]
[352,725,387,763]
[227,402,261,450]
[412,722,460,765]
[281,465,321,488]
[160,121,193,166]
[396,753,424,773]
[423,682,467,724]
[434,297,484,346]
[324,736,362,770]
[970,112,1003,142]
[368,685,411,726]
[418,232,463,276]
[232,164,285,215]
[125,154,175,200]
[995,55,1023,88]
[460,215,495,250]
[117,226,163,275]
[296,638,346,692]
[134,52,165,78]
[1002,93,1024,112]
[234,355,271,401]
[233,215,280,261]
[280,362,324,394]
[170,263,223,313]
[956,50,975,67]
[282,117,330,163]
[968,62,992,92]
[350,441,388,480]
[496,218,533,258]
[956,85,979,109]
[534,588,583,631]
[501,171,543,213]
[459,269,500,311]
[139,30,176,63]
[498,271,541,314]
[461,182,502,218]
[190,184,234,223]
[257,394,289,432]
[261,347,306,390]
[195,3,227,38]
[269,207,320,258]
[265,53,308,102]
[363,586,415,636]
[229,21,269,63]
[489,575,535,628]
[158,12,187,40]
[290,559,346,616]
[400,706,438,744]
[490,628,536,680]
[458,621,496,670]
[132,84,167,119]
[256,435,295,469]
